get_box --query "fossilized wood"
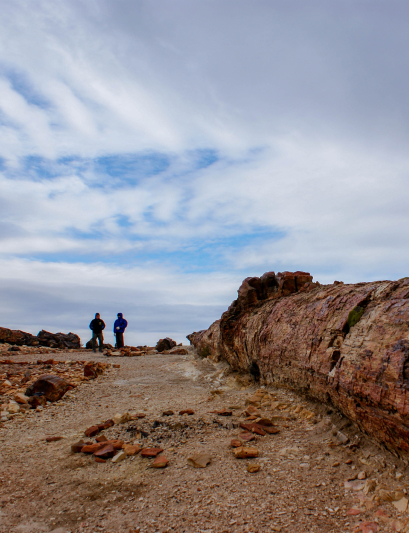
[188,272,409,456]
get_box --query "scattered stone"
[95,457,106,463]
[141,448,164,458]
[84,425,100,438]
[240,422,266,436]
[71,441,85,453]
[393,497,408,513]
[45,436,64,442]
[231,439,242,448]
[363,479,377,495]
[98,419,115,430]
[358,470,367,480]
[234,447,259,459]
[344,480,366,491]
[187,453,211,468]
[179,409,194,415]
[94,444,115,459]
[113,412,132,424]
[210,409,232,416]
[163,410,174,416]
[112,450,127,463]
[346,508,362,515]
[245,406,260,417]
[336,431,349,444]
[14,392,30,404]
[82,443,107,454]
[123,444,141,456]
[95,435,108,443]
[247,463,260,473]
[152,456,168,468]
[239,432,255,442]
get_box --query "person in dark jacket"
[89,313,106,353]
[114,313,128,348]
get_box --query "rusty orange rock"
[141,447,164,457]
[188,272,409,456]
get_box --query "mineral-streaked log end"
[188,271,409,457]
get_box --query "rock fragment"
[187,454,211,468]
[234,446,259,459]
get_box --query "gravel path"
[1,349,408,533]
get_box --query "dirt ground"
[1,348,409,533]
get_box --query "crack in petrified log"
[188,271,409,456]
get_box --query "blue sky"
[1,0,409,345]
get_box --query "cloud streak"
[1,1,409,343]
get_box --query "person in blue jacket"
[114,313,128,348]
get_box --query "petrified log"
[25,374,70,402]
[188,271,409,456]
[0,327,38,346]
[37,330,80,349]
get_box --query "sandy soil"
[1,348,409,533]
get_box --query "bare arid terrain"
[1,348,409,533]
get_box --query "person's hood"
[95,313,100,318]
[117,313,123,318]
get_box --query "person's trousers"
[115,332,124,348]
[92,332,104,352]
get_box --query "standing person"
[89,313,105,353]
[114,313,128,348]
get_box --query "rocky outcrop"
[188,271,409,457]
[0,327,80,349]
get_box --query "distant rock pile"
[0,327,80,349]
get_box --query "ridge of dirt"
[1,349,409,533]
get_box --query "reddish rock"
[162,410,174,416]
[110,440,125,450]
[123,444,141,456]
[239,432,256,442]
[95,435,108,443]
[25,374,70,402]
[71,440,85,453]
[82,443,107,454]
[98,419,114,430]
[84,362,105,379]
[263,426,280,434]
[27,394,47,408]
[156,337,177,352]
[240,423,266,436]
[141,447,164,457]
[188,272,409,456]
[169,348,189,355]
[45,436,64,442]
[231,439,242,447]
[234,446,259,459]
[152,456,168,468]
[95,457,106,463]
[94,444,115,459]
[84,425,100,438]
[179,409,194,415]
[210,409,232,416]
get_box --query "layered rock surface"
[188,271,409,456]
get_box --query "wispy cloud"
[1,1,409,343]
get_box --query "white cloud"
[1,1,409,340]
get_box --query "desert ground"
[1,347,409,533]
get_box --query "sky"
[1,0,409,346]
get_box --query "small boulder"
[156,337,177,352]
[25,374,70,402]
[14,393,30,404]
